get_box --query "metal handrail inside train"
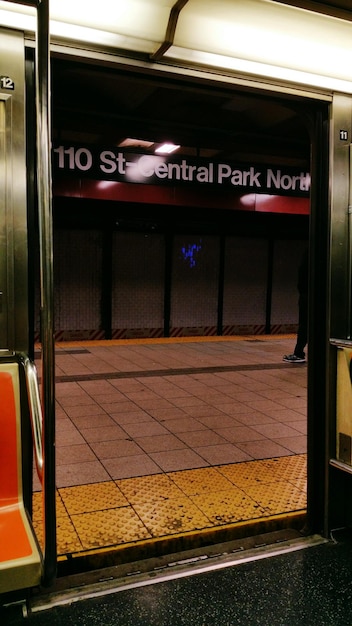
[23,355,43,483]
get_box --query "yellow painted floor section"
[32,455,306,567]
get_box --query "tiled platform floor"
[32,335,307,565]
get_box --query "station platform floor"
[32,335,307,573]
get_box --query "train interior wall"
[34,201,309,342]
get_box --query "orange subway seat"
[0,372,20,507]
[0,506,33,561]
[0,363,42,593]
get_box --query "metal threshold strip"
[28,532,327,614]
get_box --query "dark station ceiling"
[51,59,315,170]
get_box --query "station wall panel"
[223,237,268,335]
[170,235,219,336]
[111,232,164,338]
[36,225,305,342]
[271,239,307,331]
[54,230,103,340]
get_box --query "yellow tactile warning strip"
[51,334,296,350]
[32,454,306,572]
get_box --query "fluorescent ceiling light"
[165,46,352,95]
[0,0,172,52]
[1,0,352,94]
[118,138,154,149]
[50,0,172,42]
[50,21,155,53]
[155,143,180,154]
[170,0,352,92]
[0,5,35,31]
[174,0,352,79]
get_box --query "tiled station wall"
[37,230,306,341]
[54,230,103,333]
[171,234,219,335]
[223,237,268,333]
[111,232,165,334]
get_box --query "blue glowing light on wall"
[180,241,202,268]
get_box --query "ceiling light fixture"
[118,138,154,149]
[155,143,180,154]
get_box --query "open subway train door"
[327,96,352,533]
[0,1,56,596]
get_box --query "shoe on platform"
[283,353,306,363]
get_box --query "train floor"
[4,530,352,625]
[30,335,307,577]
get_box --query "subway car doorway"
[33,58,329,572]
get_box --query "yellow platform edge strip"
[32,454,307,576]
[35,334,296,349]
[56,510,306,575]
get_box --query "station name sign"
[53,144,310,197]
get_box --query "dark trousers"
[294,294,308,358]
